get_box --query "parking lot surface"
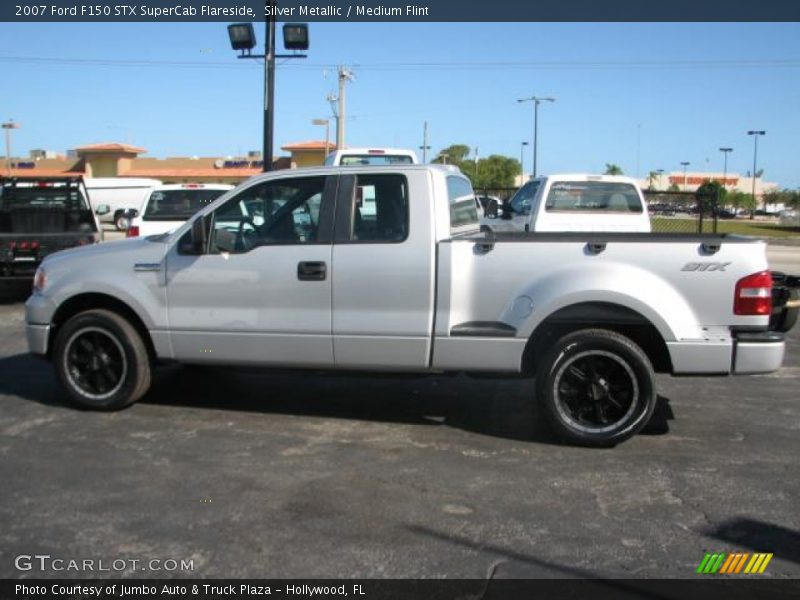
[0,294,799,579]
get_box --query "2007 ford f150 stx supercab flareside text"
[25,165,797,445]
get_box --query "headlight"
[32,267,47,294]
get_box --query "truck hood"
[41,236,168,271]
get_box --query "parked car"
[126,183,234,238]
[1,176,103,285]
[25,165,796,446]
[483,174,651,233]
[83,177,162,231]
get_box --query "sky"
[1,22,799,186]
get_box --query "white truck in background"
[325,147,418,166]
[84,178,162,231]
[484,174,651,233]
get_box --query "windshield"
[143,189,228,221]
[508,180,542,215]
[339,154,414,166]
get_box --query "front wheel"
[535,329,656,447]
[53,309,152,410]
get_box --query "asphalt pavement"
[0,294,798,579]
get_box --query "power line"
[2,55,800,71]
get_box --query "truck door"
[331,171,435,369]
[165,175,337,367]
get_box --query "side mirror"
[485,199,499,219]
[191,215,208,254]
[95,204,110,216]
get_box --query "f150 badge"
[682,262,731,272]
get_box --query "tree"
[763,188,800,211]
[471,155,520,189]
[727,191,755,213]
[696,180,726,207]
[604,163,623,175]
[667,183,680,193]
[433,144,470,165]
[647,171,660,190]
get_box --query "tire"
[114,212,130,231]
[53,309,152,410]
[535,329,656,447]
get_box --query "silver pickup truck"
[24,165,795,446]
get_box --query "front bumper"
[733,331,785,375]
[25,293,57,356]
[26,323,50,356]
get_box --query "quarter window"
[447,176,479,234]
[350,174,409,242]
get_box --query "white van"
[127,183,234,238]
[83,178,162,230]
[324,147,418,166]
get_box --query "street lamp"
[519,141,529,184]
[228,10,309,172]
[747,131,766,211]
[517,96,555,177]
[680,161,690,191]
[2,120,20,176]
[312,118,330,161]
[719,147,733,189]
[654,168,665,191]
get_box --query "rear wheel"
[535,329,656,447]
[53,309,151,410]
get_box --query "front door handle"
[298,261,327,281]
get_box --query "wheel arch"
[521,301,673,375]
[48,293,156,362]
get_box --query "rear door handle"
[297,261,327,281]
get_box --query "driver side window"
[210,176,327,254]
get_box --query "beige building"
[641,171,778,198]
[3,139,336,184]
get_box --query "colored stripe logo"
[697,552,773,574]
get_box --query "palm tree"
[604,163,623,175]
[647,170,660,190]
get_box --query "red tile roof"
[75,142,147,154]
[123,168,261,178]
[281,140,337,151]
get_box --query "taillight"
[31,241,40,250]
[734,270,772,316]
[127,225,140,238]
[19,240,29,250]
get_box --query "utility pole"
[747,130,765,211]
[263,8,276,171]
[517,96,555,178]
[419,121,430,163]
[329,66,354,149]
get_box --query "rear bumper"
[733,331,785,374]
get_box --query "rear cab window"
[545,181,643,213]
[447,175,479,235]
[144,188,229,221]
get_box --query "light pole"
[680,161,690,191]
[747,131,765,211]
[312,118,330,161]
[656,168,665,190]
[228,15,309,172]
[719,147,733,189]
[2,120,20,176]
[519,141,529,185]
[517,96,555,177]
